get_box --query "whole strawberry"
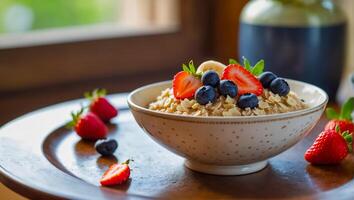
[67,108,108,140]
[100,160,131,186]
[304,128,350,165]
[85,89,118,122]
[325,97,354,133]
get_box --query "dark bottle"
[239,0,347,98]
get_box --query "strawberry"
[67,108,108,140]
[222,64,263,96]
[304,129,349,165]
[85,89,118,122]
[100,160,131,186]
[325,97,354,134]
[173,60,202,99]
[325,120,354,134]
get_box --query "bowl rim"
[127,79,328,122]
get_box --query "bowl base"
[184,160,268,175]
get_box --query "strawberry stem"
[121,159,133,165]
[65,107,84,129]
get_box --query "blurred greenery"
[0,0,119,33]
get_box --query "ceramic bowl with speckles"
[128,80,328,175]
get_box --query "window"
[0,0,179,48]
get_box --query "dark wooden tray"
[0,94,353,199]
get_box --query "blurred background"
[0,0,353,198]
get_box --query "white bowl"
[128,80,328,175]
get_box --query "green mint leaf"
[182,64,189,73]
[242,56,252,72]
[326,107,340,120]
[229,58,239,65]
[339,97,354,120]
[251,59,264,76]
[189,60,196,74]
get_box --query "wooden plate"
[0,94,353,199]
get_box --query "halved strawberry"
[222,64,263,96]
[100,160,131,186]
[173,60,202,99]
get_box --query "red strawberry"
[304,129,349,165]
[85,89,118,122]
[325,97,354,134]
[222,64,263,96]
[324,119,354,133]
[100,160,131,186]
[67,109,108,140]
[173,61,202,99]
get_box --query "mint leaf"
[242,56,252,71]
[251,59,264,76]
[326,107,340,120]
[339,97,354,120]
[229,58,239,65]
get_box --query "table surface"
[0,94,353,200]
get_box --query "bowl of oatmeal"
[128,59,328,175]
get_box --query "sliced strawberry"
[173,71,202,99]
[100,160,131,186]
[222,64,263,96]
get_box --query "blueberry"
[237,93,259,109]
[269,78,290,96]
[258,71,277,88]
[218,80,238,97]
[195,85,217,105]
[202,70,220,87]
[95,139,118,156]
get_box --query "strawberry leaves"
[85,88,107,101]
[229,57,265,76]
[182,60,201,78]
[66,107,84,128]
[326,97,354,120]
[229,58,239,65]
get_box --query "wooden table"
[0,94,353,199]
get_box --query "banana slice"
[196,60,226,77]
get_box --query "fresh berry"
[218,80,238,97]
[85,89,118,122]
[258,71,277,88]
[201,70,220,87]
[100,160,131,186]
[221,64,263,96]
[304,129,349,165]
[67,109,108,140]
[195,86,217,105]
[325,97,354,134]
[325,120,354,134]
[173,61,202,99]
[237,93,259,109]
[269,78,290,96]
[95,139,118,156]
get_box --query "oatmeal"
[148,88,308,117]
